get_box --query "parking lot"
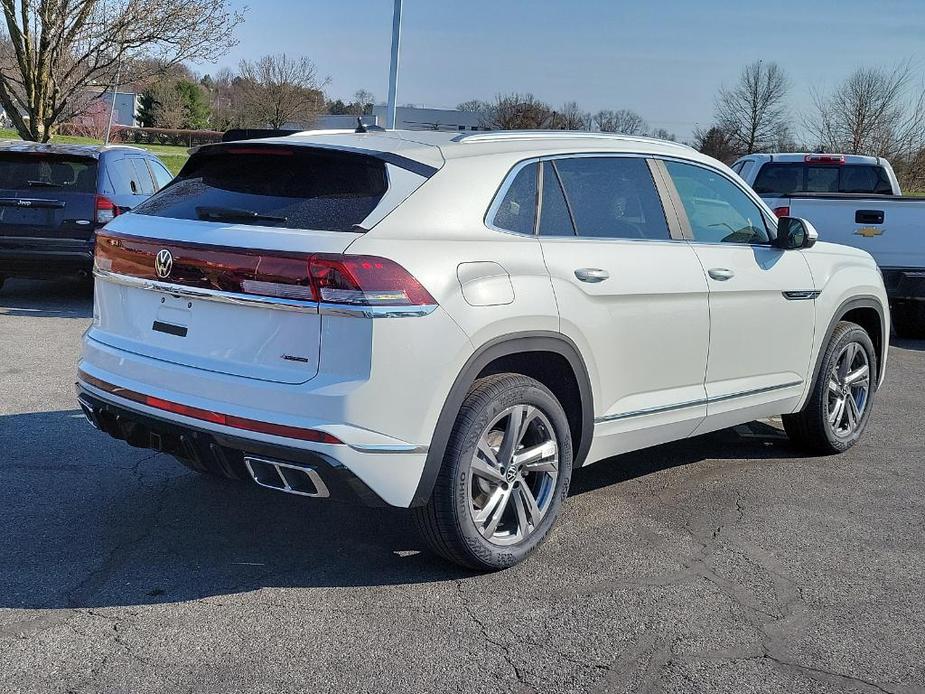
[0,277,923,694]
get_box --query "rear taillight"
[94,232,437,308]
[772,206,790,218]
[309,255,435,306]
[95,195,119,224]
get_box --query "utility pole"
[385,0,402,129]
[104,56,123,145]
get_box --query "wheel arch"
[410,331,594,507]
[809,296,887,398]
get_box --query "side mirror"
[776,216,818,250]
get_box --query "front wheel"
[414,373,573,571]
[783,321,877,454]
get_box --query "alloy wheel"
[827,341,870,437]
[468,404,559,546]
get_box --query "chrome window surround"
[484,151,689,240]
[93,269,438,318]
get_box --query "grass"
[0,128,190,174]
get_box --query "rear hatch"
[90,141,434,385]
[0,151,99,239]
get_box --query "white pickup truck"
[733,153,925,338]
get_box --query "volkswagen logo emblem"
[505,466,518,483]
[155,249,173,279]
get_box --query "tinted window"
[149,159,174,190]
[538,162,574,236]
[130,158,155,195]
[491,163,537,234]
[553,157,669,239]
[666,161,769,244]
[134,146,389,232]
[753,163,893,196]
[0,153,97,193]
[108,158,136,196]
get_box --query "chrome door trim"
[594,380,804,424]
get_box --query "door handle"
[708,268,735,281]
[574,268,610,283]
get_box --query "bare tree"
[714,61,791,154]
[549,101,588,130]
[593,108,647,135]
[456,99,487,113]
[0,0,243,142]
[693,125,738,163]
[480,93,552,130]
[649,127,677,142]
[237,54,329,129]
[351,89,374,115]
[805,61,925,158]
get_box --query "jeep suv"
[76,130,889,570]
[0,142,174,290]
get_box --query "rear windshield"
[752,163,893,196]
[0,153,98,193]
[133,145,388,231]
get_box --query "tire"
[783,321,877,454]
[892,301,925,340]
[414,373,574,571]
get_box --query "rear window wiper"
[27,180,62,187]
[195,206,288,224]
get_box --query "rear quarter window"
[133,145,390,232]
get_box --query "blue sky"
[203,0,925,140]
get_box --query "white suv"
[77,130,889,570]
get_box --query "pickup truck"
[733,152,925,338]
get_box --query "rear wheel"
[892,301,925,340]
[414,373,573,571]
[783,321,876,454]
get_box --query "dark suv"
[0,142,174,291]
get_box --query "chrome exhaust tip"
[243,456,330,498]
[76,395,100,429]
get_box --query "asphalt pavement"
[1,277,923,694]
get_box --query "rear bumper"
[0,236,94,277]
[882,268,925,301]
[77,386,389,506]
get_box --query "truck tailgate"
[788,196,925,269]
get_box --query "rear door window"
[129,158,155,195]
[134,145,390,232]
[0,153,98,193]
[552,157,670,240]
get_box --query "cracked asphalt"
[1,277,924,694]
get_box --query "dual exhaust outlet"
[243,456,330,498]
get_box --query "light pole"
[385,0,402,129]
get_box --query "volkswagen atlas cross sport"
[76,130,889,570]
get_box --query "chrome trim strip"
[708,380,804,404]
[348,443,429,455]
[594,380,804,424]
[94,269,320,313]
[318,303,437,318]
[95,270,437,318]
[783,290,822,301]
[595,397,705,423]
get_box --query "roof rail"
[453,130,693,149]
